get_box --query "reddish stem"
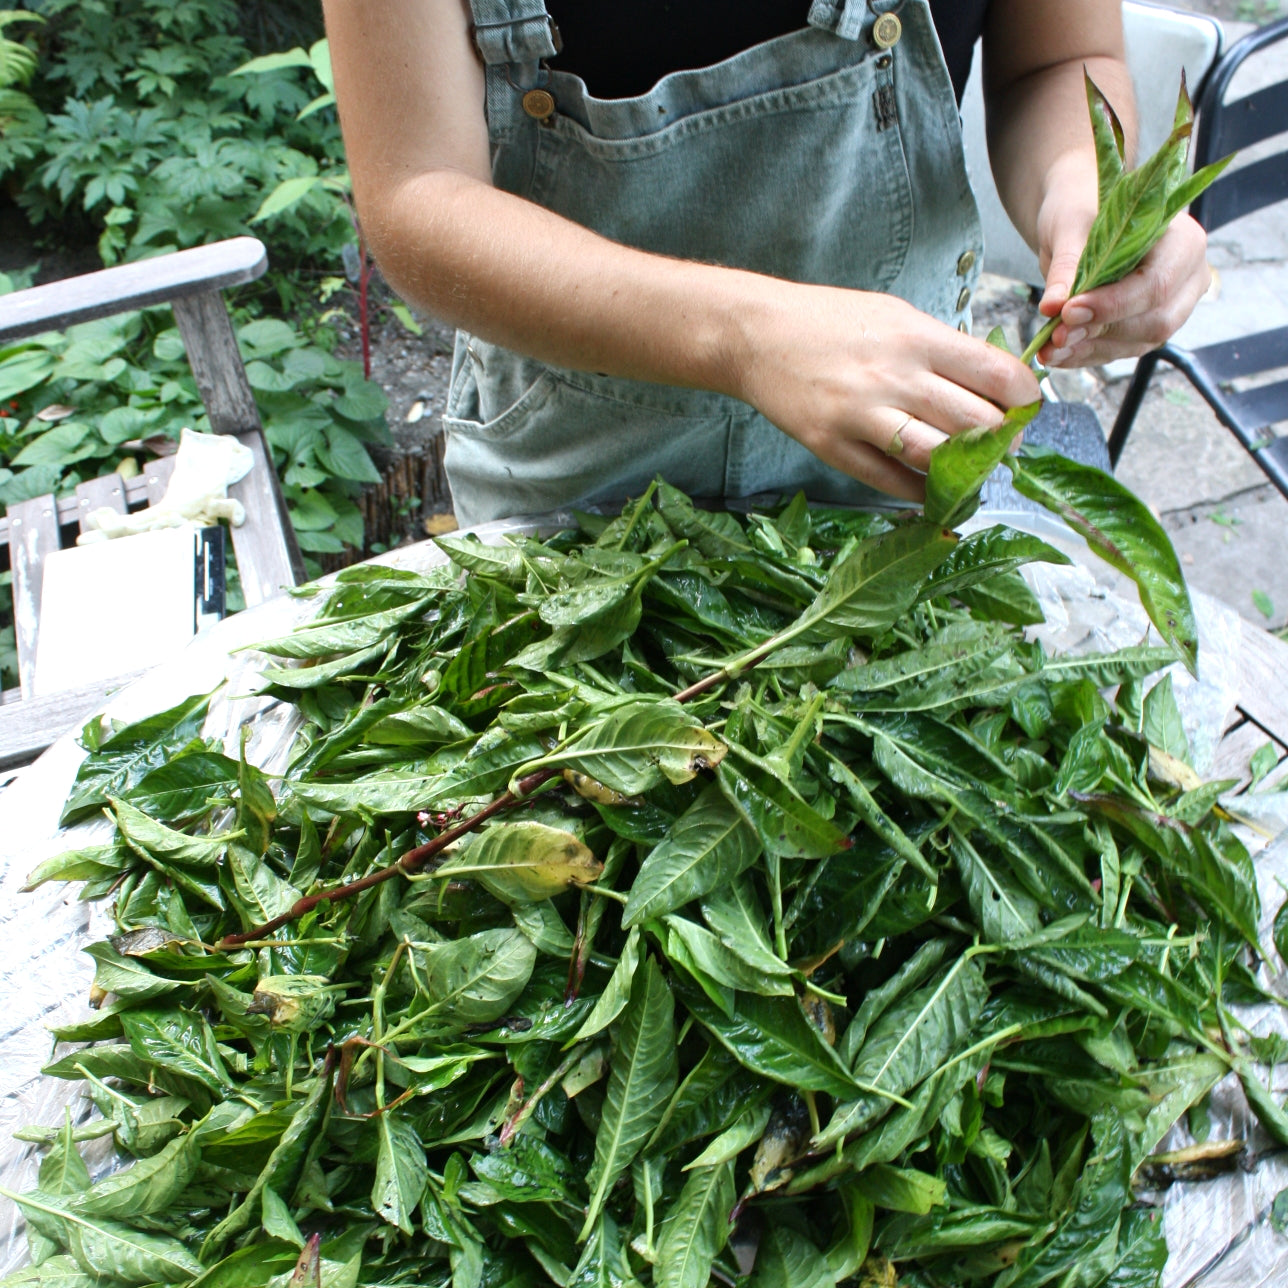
[213,767,555,950]
[357,231,372,381]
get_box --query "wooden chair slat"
[143,455,177,508]
[0,669,150,772]
[171,290,261,435]
[170,291,304,596]
[7,494,63,701]
[2,465,176,553]
[229,429,300,607]
[74,475,129,535]
[0,238,267,344]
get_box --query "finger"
[933,330,1041,411]
[908,375,1009,441]
[1045,281,1205,366]
[1047,329,1158,368]
[874,408,947,473]
[1039,243,1084,320]
[824,435,929,502]
[1037,205,1095,319]
[1054,219,1210,348]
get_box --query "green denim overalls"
[445,0,984,524]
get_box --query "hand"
[728,284,1041,502]
[1035,196,1212,368]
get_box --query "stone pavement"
[976,17,1288,633]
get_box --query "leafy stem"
[1020,318,1057,368]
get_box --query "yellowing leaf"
[440,820,602,903]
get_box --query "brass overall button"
[522,88,556,121]
[872,13,902,50]
[956,286,973,312]
[957,250,977,276]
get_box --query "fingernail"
[1064,327,1087,349]
[1065,306,1094,326]
[1049,347,1072,365]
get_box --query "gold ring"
[886,414,913,457]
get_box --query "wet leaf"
[654,1159,736,1288]
[792,523,958,643]
[372,1115,428,1234]
[61,692,213,824]
[924,404,1041,529]
[441,821,602,904]
[581,957,678,1239]
[624,782,760,927]
[0,1189,204,1286]
[415,928,537,1030]
[524,699,727,797]
[1006,449,1197,674]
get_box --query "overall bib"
[446,0,984,525]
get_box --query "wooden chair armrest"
[0,238,268,344]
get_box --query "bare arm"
[983,0,1210,367]
[324,0,1039,499]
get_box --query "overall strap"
[808,0,901,42]
[468,0,559,66]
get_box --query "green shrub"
[0,8,46,175]
[9,0,350,271]
[0,3,419,690]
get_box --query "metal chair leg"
[1108,349,1166,467]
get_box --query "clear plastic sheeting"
[1151,831,1288,1288]
[1,508,1285,1284]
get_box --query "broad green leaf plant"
[0,311,390,592]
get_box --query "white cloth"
[77,428,254,544]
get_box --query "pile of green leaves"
[4,437,1286,1288]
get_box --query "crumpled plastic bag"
[76,428,254,544]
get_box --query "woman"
[322,0,1212,524]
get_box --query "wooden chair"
[0,237,304,769]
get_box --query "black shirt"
[547,1,990,103]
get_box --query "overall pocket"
[443,357,740,526]
[529,50,915,295]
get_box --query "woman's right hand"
[724,282,1042,501]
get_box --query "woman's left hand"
[1034,195,1213,368]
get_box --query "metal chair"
[0,237,305,768]
[1106,17,1288,499]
